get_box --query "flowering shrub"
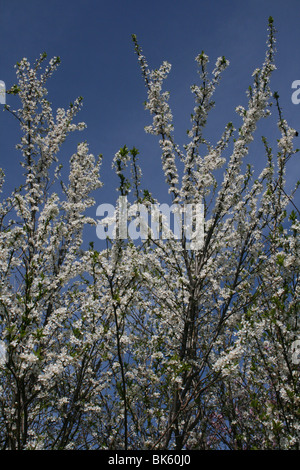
[0,17,299,449]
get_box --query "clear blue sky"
[1,0,299,246]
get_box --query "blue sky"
[0,0,300,246]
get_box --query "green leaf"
[7,84,21,95]
[276,254,285,266]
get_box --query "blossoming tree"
[0,17,299,449]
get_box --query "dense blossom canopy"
[0,18,299,450]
